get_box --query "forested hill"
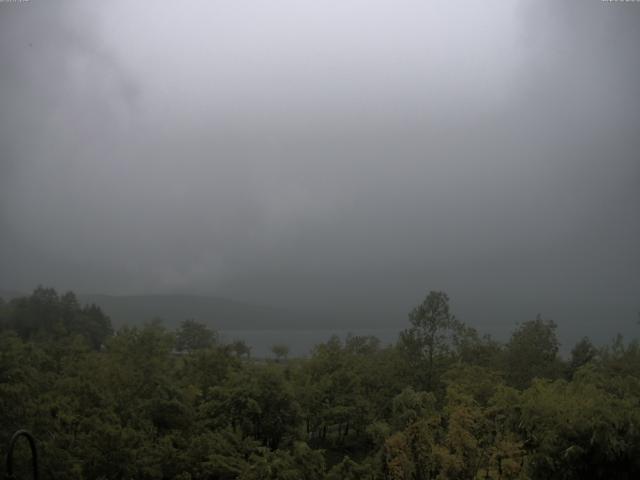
[0,290,387,331]
[0,290,331,330]
[77,294,315,330]
[82,293,352,331]
[0,290,330,330]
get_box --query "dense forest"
[1,287,639,479]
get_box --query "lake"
[219,328,401,358]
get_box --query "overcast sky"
[1,0,638,342]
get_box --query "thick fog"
[1,0,638,342]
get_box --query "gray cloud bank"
[1,0,638,343]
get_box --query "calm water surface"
[220,328,400,358]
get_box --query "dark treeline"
[1,287,639,479]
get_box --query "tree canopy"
[1,287,639,479]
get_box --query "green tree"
[175,319,218,352]
[326,455,373,480]
[568,337,597,379]
[505,316,562,388]
[3,288,112,349]
[220,365,301,449]
[517,375,640,479]
[230,339,252,359]
[399,291,462,390]
[239,442,325,480]
[271,344,290,362]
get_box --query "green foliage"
[271,344,290,362]
[229,339,252,359]
[568,336,597,378]
[398,291,463,391]
[326,455,373,480]
[516,375,640,479]
[175,319,218,352]
[1,287,112,349]
[505,316,562,388]
[239,442,325,480]
[1,288,639,479]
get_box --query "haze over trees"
[1,1,638,479]
[1,287,639,479]
[271,344,290,362]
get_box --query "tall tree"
[505,316,561,388]
[399,291,462,390]
[568,337,598,379]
